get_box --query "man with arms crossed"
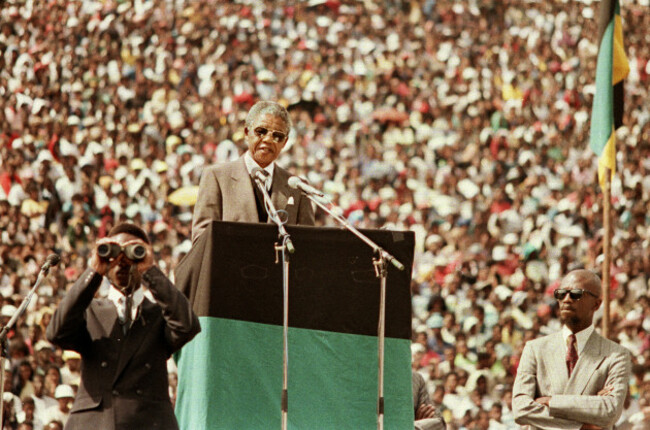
[513,269,631,429]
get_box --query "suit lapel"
[92,300,120,337]
[112,300,157,384]
[546,333,570,395]
[566,332,605,394]
[229,158,259,222]
[271,167,290,223]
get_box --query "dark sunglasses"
[553,288,599,301]
[253,127,287,143]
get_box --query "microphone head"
[251,167,269,182]
[287,176,302,189]
[45,254,61,268]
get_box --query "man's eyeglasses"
[553,288,599,301]
[253,127,287,143]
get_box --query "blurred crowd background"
[0,0,649,429]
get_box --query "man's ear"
[594,298,603,311]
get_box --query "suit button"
[145,363,151,370]
[112,390,119,396]
[101,361,108,368]
[117,338,121,342]
[136,389,143,395]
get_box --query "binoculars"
[97,243,147,261]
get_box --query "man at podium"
[191,101,315,244]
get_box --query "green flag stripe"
[589,15,614,157]
[175,317,414,430]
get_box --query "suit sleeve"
[512,342,582,430]
[46,267,103,354]
[548,348,631,428]
[192,166,222,245]
[141,266,201,352]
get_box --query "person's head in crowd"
[457,368,469,388]
[62,350,81,373]
[45,420,64,430]
[32,373,46,398]
[38,307,54,333]
[431,384,445,406]
[35,340,55,366]
[20,396,36,423]
[0,303,17,326]
[3,367,12,393]
[2,392,15,421]
[17,359,34,385]
[17,422,34,430]
[475,409,490,430]
[489,402,503,423]
[53,384,74,412]
[443,371,458,394]
[555,269,602,333]
[44,365,61,397]
[244,101,291,168]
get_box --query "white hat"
[492,246,507,262]
[503,233,518,246]
[54,384,75,399]
[494,285,513,301]
[0,305,16,318]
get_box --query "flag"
[589,0,630,188]
[173,222,415,430]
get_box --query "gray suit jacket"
[191,157,315,244]
[413,372,446,430]
[513,329,631,430]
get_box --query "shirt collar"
[244,151,274,188]
[562,324,594,355]
[108,285,145,317]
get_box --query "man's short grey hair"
[245,101,291,132]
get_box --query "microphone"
[250,167,269,184]
[287,176,329,201]
[41,254,61,273]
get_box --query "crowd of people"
[0,0,649,428]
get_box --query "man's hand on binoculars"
[122,239,154,274]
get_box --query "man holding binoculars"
[47,223,200,430]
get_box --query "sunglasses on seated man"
[553,288,600,301]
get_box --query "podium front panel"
[174,221,415,430]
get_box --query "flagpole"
[602,168,611,339]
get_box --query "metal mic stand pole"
[0,263,54,427]
[254,177,293,430]
[303,194,404,430]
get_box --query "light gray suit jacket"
[413,372,446,430]
[513,329,631,430]
[191,157,315,244]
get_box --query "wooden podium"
[174,221,415,430]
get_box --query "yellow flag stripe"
[612,15,630,84]
[597,131,616,188]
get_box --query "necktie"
[119,295,132,334]
[566,334,578,377]
[250,172,271,223]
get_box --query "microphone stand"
[302,193,404,430]
[0,263,56,427]
[253,175,293,430]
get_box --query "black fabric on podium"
[175,221,414,340]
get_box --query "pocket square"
[287,196,295,205]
